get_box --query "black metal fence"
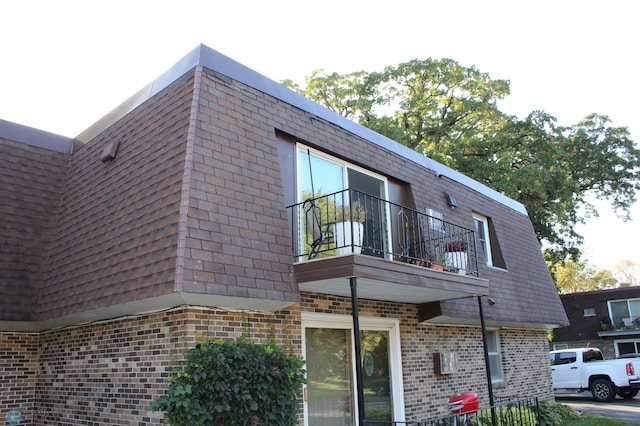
[287,188,479,276]
[363,397,540,426]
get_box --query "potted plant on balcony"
[417,250,444,270]
[333,202,367,255]
[428,258,446,271]
[444,239,468,274]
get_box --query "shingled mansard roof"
[1,44,568,332]
[9,44,526,216]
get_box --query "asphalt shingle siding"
[0,139,68,321]
[180,69,298,301]
[38,72,195,321]
[1,51,566,328]
[188,65,564,326]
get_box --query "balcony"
[598,314,640,337]
[287,189,488,304]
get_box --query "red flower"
[445,240,468,252]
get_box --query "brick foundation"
[1,298,553,425]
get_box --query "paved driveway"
[555,394,640,424]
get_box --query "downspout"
[478,295,496,426]
[351,277,365,426]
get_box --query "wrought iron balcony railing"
[287,189,479,276]
[601,315,640,332]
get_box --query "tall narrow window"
[473,213,492,265]
[486,330,503,382]
[473,212,506,269]
[426,208,444,232]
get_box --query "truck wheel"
[616,388,638,399]
[590,378,616,402]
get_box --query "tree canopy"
[552,259,618,294]
[283,60,640,263]
[551,259,639,293]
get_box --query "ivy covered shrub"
[537,401,580,426]
[151,337,306,426]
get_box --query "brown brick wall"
[499,329,555,399]
[0,139,68,321]
[2,299,552,425]
[0,333,38,425]
[32,307,300,425]
[38,72,196,320]
[299,293,554,419]
[34,310,194,425]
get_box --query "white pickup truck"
[550,347,640,402]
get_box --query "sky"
[1,0,638,270]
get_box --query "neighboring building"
[0,44,568,425]
[552,287,640,359]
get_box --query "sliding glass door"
[302,314,403,426]
[296,145,390,258]
[305,327,354,425]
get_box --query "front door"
[305,327,354,426]
[302,314,403,426]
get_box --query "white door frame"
[301,312,405,425]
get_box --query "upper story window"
[296,145,387,204]
[608,298,640,328]
[425,208,444,232]
[473,212,506,269]
[583,308,596,317]
[296,144,390,259]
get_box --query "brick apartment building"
[0,44,568,425]
[552,287,640,359]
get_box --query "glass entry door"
[304,327,393,426]
[305,328,354,425]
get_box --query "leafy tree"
[283,69,381,122]
[551,259,617,294]
[284,61,640,263]
[374,59,510,157]
[151,337,305,426]
[612,260,640,287]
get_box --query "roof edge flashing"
[73,44,527,215]
[0,118,76,154]
[74,45,205,143]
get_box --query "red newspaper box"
[448,391,478,414]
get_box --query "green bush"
[151,337,306,426]
[537,401,580,426]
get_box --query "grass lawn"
[561,414,639,425]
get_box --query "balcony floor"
[293,253,488,304]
